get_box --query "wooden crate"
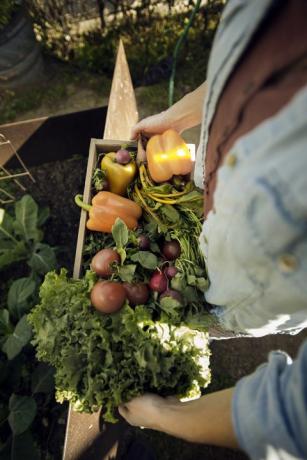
[73,138,137,279]
[64,137,195,460]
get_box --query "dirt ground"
[3,65,307,460]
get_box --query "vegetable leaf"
[117,264,137,283]
[8,278,36,318]
[13,195,39,242]
[160,205,180,223]
[112,218,128,249]
[37,206,50,227]
[31,363,55,394]
[2,316,32,360]
[112,219,128,264]
[29,270,211,422]
[0,241,27,270]
[130,251,158,270]
[0,309,12,342]
[28,243,57,275]
[159,296,182,323]
[8,395,37,436]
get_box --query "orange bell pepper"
[146,129,192,183]
[75,192,142,232]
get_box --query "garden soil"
[19,156,307,460]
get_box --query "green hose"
[168,0,201,107]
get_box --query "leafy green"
[117,264,137,282]
[0,194,57,459]
[7,278,36,319]
[130,251,158,270]
[0,195,56,273]
[13,195,40,242]
[28,243,57,275]
[0,309,12,344]
[8,395,37,436]
[2,315,32,360]
[31,363,55,394]
[29,269,211,422]
[112,218,128,263]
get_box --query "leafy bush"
[0,195,60,459]
[26,0,224,86]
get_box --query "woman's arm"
[119,387,238,448]
[131,81,207,139]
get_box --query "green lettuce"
[29,269,211,422]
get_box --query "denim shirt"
[233,339,307,460]
[194,0,307,337]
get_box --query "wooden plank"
[104,39,138,140]
[0,107,107,167]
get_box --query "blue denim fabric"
[232,340,307,460]
[194,0,307,337]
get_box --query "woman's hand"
[130,111,176,139]
[118,388,238,448]
[131,81,208,139]
[118,393,169,429]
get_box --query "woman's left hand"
[118,393,170,429]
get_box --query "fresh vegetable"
[138,234,150,250]
[92,168,109,191]
[115,149,131,165]
[133,163,203,233]
[29,269,211,422]
[101,152,136,196]
[123,282,149,306]
[149,270,168,293]
[91,280,126,313]
[160,289,183,305]
[90,248,120,277]
[164,265,178,279]
[146,129,192,183]
[75,192,142,232]
[162,240,181,260]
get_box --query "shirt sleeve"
[232,340,307,460]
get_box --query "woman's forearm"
[155,388,238,448]
[165,81,207,133]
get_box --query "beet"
[160,289,183,304]
[149,270,167,293]
[138,234,150,250]
[162,240,181,260]
[163,266,178,279]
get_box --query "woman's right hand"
[130,110,177,140]
[131,81,207,139]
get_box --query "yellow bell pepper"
[101,152,137,196]
[146,129,192,183]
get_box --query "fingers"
[130,111,168,139]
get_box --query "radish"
[160,289,183,304]
[149,270,167,293]
[162,240,181,260]
[116,149,131,164]
[164,266,178,279]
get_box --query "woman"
[119,1,307,458]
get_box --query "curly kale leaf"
[29,269,211,422]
